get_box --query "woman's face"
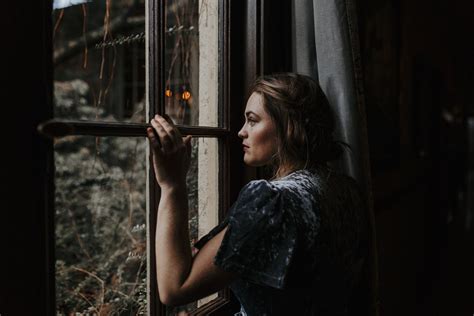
[237,92,278,166]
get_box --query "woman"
[147,73,370,315]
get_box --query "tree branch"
[54,14,144,66]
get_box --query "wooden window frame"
[34,0,264,315]
[0,0,292,314]
[150,0,236,314]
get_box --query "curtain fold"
[291,0,318,80]
[293,0,368,189]
[292,1,379,315]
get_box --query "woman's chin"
[243,157,267,167]
[243,155,256,167]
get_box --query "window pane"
[164,0,220,127]
[53,0,146,122]
[54,136,147,315]
[166,137,220,315]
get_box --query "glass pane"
[164,0,220,127]
[53,0,146,122]
[54,136,147,315]
[166,137,220,315]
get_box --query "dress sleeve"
[193,216,229,250]
[195,180,298,290]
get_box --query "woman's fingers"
[183,134,192,144]
[155,114,182,144]
[150,114,188,153]
[146,127,161,148]
[151,118,173,151]
[184,135,192,156]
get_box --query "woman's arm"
[155,185,192,304]
[148,115,238,306]
[156,188,237,306]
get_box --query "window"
[47,0,239,314]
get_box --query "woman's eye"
[247,119,256,126]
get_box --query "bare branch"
[71,266,106,309]
[54,15,144,66]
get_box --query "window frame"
[41,0,241,315]
[149,0,236,314]
[3,0,288,314]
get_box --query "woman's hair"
[249,72,348,178]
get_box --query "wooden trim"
[220,0,231,231]
[189,296,240,316]
[37,119,230,138]
[219,0,228,130]
[149,0,163,116]
[149,0,162,314]
[44,0,56,314]
[149,157,160,316]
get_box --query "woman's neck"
[272,165,297,180]
[271,163,330,180]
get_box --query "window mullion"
[38,119,230,139]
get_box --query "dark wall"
[358,1,474,315]
[0,0,53,315]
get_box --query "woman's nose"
[238,125,247,139]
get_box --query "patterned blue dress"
[193,167,369,315]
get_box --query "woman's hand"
[146,114,192,191]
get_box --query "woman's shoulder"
[273,167,364,204]
[238,167,363,208]
[273,168,318,184]
[239,170,316,203]
[267,168,328,196]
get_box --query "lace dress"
[193,167,369,316]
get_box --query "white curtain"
[292,1,378,315]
